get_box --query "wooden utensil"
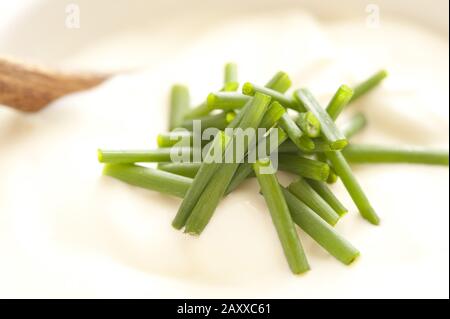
[0,57,109,112]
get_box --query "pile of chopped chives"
[98,63,449,275]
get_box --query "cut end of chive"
[292,265,311,275]
[258,158,272,166]
[226,111,236,123]
[299,136,316,151]
[362,206,381,225]
[156,134,164,148]
[97,149,104,163]
[242,82,256,96]
[102,162,111,174]
[305,112,321,138]
[183,228,201,236]
[327,171,338,184]
[252,158,271,173]
[206,92,217,108]
[172,220,185,230]
[339,209,349,217]
[379,69,389,78]
[345,251,361,266]
[339,84,354,95]
[330,139,349,151]
[321,164,331,181]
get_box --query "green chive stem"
[296,111,321,138]
[326,169,339,184]
[278,153,330,181]
[207,92,250,111]
[351,70,388,102]
[340,113,368,139]
[264,72,315,152]
[184,93,271,235]
[103,164,192,198]
[282,188,359,265]
[343,145,449,166]
[157,162,201,178]
[254,159,310,274]
[98,148,193,164]
[223,62,239,91]
[325,150,380,225]
[157,131,193,148]
[172,131,230,229]
[180,111,235,131]
[306,179,348,216]
[326,85,354,121]
[294,88,348,150]
[278,114,315,151]
[259,101,286,129]
[183,102,211,120]
[168,85,190,130]
[242,82,301,111]
[226,128,287,194]
[288,178,340,226]
[264,71,292,93]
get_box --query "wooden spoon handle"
[0,57,109,112]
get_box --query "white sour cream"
[0,11,448,298]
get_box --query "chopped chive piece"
[168,85,190,130]
[242,82,301,111]
[340,113,368,139]
[278,140,300,153]
[343,145,449,166]
[98,148,193,164]
[254,159,310,274]
[222,82,239,92]
[264,72,314,152]
[278,139,335,154]
[184,163,237,234]
[311,139,335,152]
[326,85,354,121]
[172,131,230,230]
[157,162,201,178]
[259,101,286,129]
[278,114,315,151]
[265,71,292,93]
[294,88,348,150]
[103,164,192,198]
[351,70,388,102]
[157,131,193,148]
[226,127,287,194]
[279,115,315,151]
[226,99,253,129]
[225,163,253,194]
[223,62,238,91]
[296,111,321,138]
[278,153,330,181]
[207,92,250,111]
[282,188,359,265]
[184,93,272,235]
[306,179,348,217]
[180,111,235,131]
[326,169,339,184]
[183,101,211,120]
[316,152,339,184]
[325,151,380,225]
[288,178,340,226]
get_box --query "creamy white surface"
[0,11,449,298]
